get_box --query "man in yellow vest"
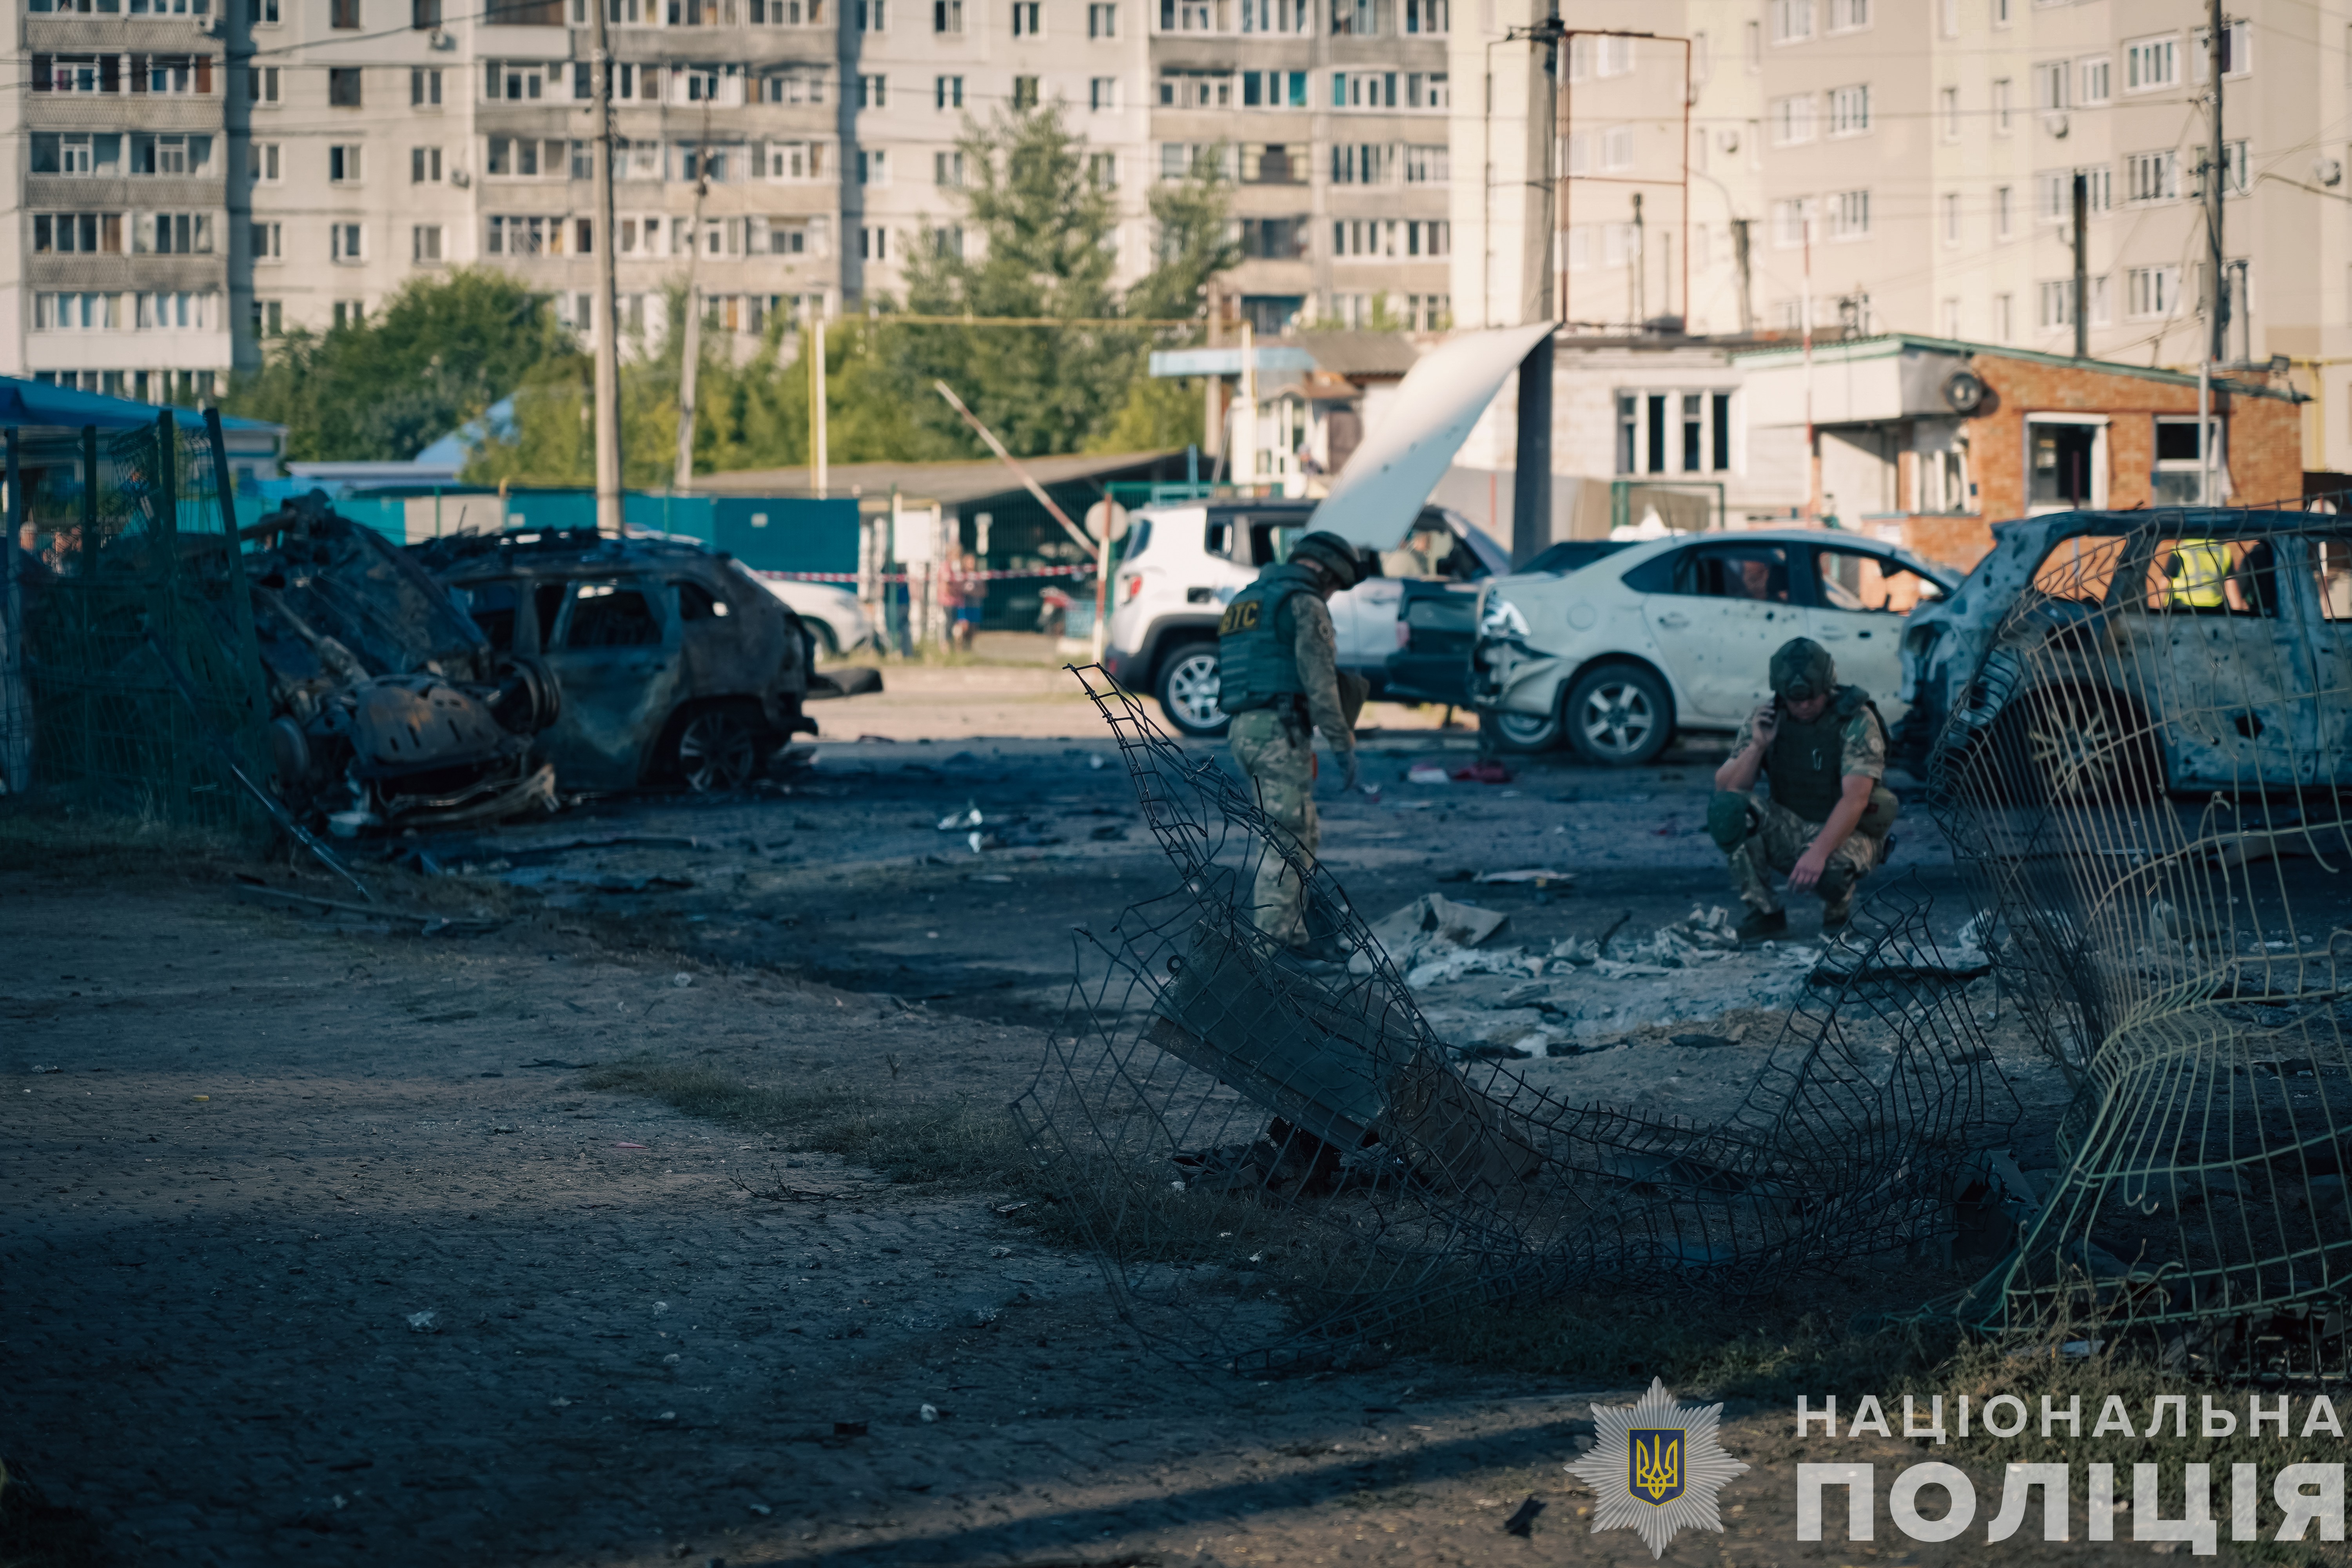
[2162,539,2233,610]
[1707,637,1899,939]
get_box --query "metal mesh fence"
[1014,669,2021,1375]
[1926,513,2352,1374]
[13,416,267,834]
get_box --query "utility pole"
[589,0,622,534]
[806,300,827,497]
[2207,0,2227,366]
[673,101,714,493]
[1512,0,1560,567]
[2071,171,2089,358]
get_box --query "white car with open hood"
[1469,529,1961,764]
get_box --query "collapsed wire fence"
[1019,508,2352,1379]
[9,413,267,835]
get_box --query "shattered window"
[2316,538,2352,621]
[1814,547,1940,613]
[461,580,521,649]
[676,581,730,621]
[2140,536,2281,617]
[1676,543,1791,602]
[564,579,662,648]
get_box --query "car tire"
[808,619,840,660]
[1563,664,1673,767]
[1479,705,1563,754]
[1154,642,1230,739]
[668,702,769,793]
[1975,683,2163,807]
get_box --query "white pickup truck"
[1102,498,1508,737]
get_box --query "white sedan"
[753,575,876,658]
[1469,528,1960,764]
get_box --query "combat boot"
[1737,907,1788,941]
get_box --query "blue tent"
[0,376,217,432]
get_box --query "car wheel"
[1154,644,1230,738]
[1978,684,2162,807]
[1480,705,1562,754]
[671,704,766,793]
[1563,664,1672,766]
[808,619,840,659]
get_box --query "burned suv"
[414,528,817,793]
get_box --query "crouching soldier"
[1707,636,1900,939]
[1217,530,1372,963]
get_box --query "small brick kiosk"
[1731,334,2307,575]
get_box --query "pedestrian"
[1707,636,1900,939]
[1216,530,1371,966]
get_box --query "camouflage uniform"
[1720,701,1887,924]
[1226,593,1362,946]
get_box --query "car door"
[536,575,683,790]
[2107,536,2307,790]
[1637,539,1805,723]
[1341,519,1480,679]
[1806,544,1945,723]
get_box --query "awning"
[1304,323,1555,549]
[0,376,214,433]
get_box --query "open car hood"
[1305,323,1555,551]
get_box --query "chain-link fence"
[12,413,268,835]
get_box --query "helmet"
[1289,531,1366,590]
[1769,637,1837,702]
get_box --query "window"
[412,67,442,105]
[1090,76,1118,109]
[1942,192,1961,245]
[1671,543,1793,602]
[933,0,959,25]
[1996,185,2014,238]
[1937,0,1953,35]
[1826,0,1864,29]
[328,67,362,105]
[34,55,116,95]
[249,66,279,102]
[133,55,212,95]
[1331,0,1376,34]
[2127,265,2180,319]
[1241,217,1309,258]
[1940,87,1959,141]
[2034,60,2066,111]
[2045,165,2113,215]
[328,145,362,183]
[570,141,593,180]
[1680,394,1703,471]
[2125,34,2178,91]
[411,0,434,23]
[1402,0,1441,30]
[2191,20,2250,81]
[1331,144,1388,183]
[1011,0,1039,32]
[1942,298,1962,337]
[1991,78,2011,134]
[131,213,209,253]
[936,75,963,108]
[857,149,887,184]
[934,149,964,185]
[2126,149,2178,204]
[248,141,279,181]
[759,70,825,103]
[855,0,883,25]
[1768,0,1810,44]
[564,582,661,650]
[1160,70,1232,107]
[333,301,365,330]
[2197,140,2250,198]
[1332,70,1401,108]
[1770,95,1815,145]
[254,0,280,18]
[1240,0,1308,31]
[1406,71,1447,108]
[411,147,442,182]
[2079,56,2111,105]
[1601,126,1633,171]
[750,0,825,18]
[1403,144,1447,183]
[413,224,444,261]
[1157,0,1225,32]
[1994,292,2013,341]
[1088,153,1117,188]
[858,74,886,108]
[860,225,887,261]
[1830,189,1869,239]
[486,215,557,254]
[1238,143,1303,183]
[33,214,123,255]
[332,0,359,23]
[1769,197,1813,248]
[1087,0,1114,30]
[331,222,364,261]
[1828,83,1869,136]
[253,299,283,338]
[1817,549,1938,615]
[1012,76,1040,109]
[765,141,826,180]
[33,134,100,176]
[2037,276,2108,329]
[1744,18,1760,69]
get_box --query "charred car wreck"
[246,492,561,831]
[412,528,819,794]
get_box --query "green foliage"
[460,109,1236,484]
[223,269,570,463]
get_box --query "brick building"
[1733,333,2306,573]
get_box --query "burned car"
[247,491,561,830]
[412,528,818,793]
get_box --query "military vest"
[1216,563,1319,714]
[1766,684,1882,824]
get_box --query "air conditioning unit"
[2043,110,2069,138]
[2318,156,2345,188]
[428,25,453,47]
[198,14,223,33]
[450,167,470,188]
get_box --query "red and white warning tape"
[752,564,1096,585]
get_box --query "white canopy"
[1303,322,1555,549]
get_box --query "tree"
[225,269,571,463]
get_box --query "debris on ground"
[1405,764,1450,784]
[938,802,985,831]
[1354,893,1512,978]
[1449,761,1512,784]
[1472,868,1574,887]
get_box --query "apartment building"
[8,0,234,398]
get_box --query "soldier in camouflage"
[1708,636,1900,940]
[1216,530,1370,962]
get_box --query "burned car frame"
[413,528,817,794]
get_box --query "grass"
[0,796,258,879]
[581,1059,1036,1190]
